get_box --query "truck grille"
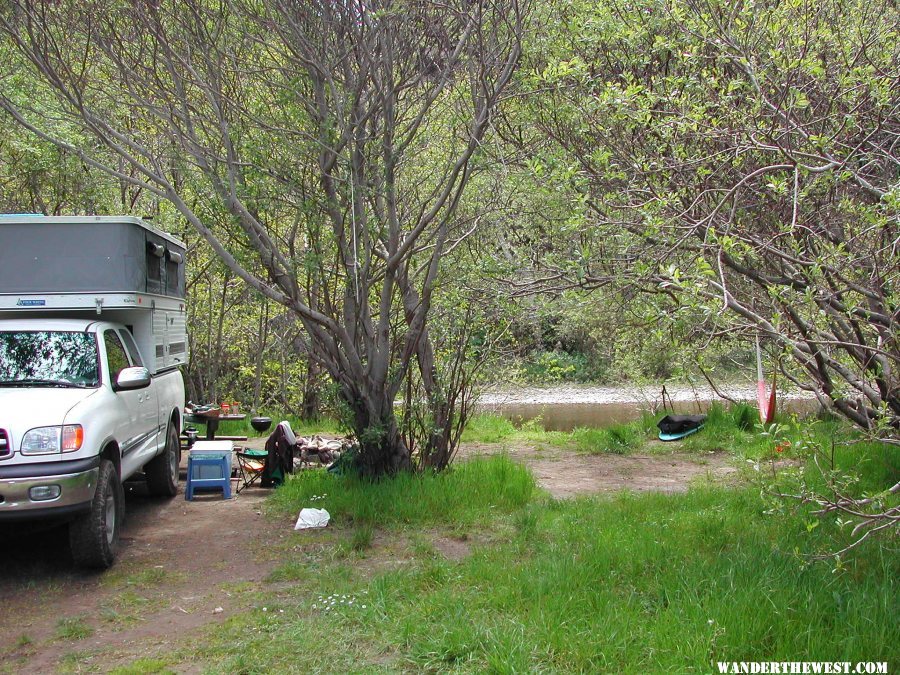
[0,429,9,459]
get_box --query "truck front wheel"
[69,459,124,569]
[145,423,180,497]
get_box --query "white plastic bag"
[294,507,330,530]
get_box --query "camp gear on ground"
[657,414,706,441]
[261,421,296,487]
[235,448,268,493]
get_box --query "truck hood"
[0,387,99,435]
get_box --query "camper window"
[146,241,163,282]
[166,249,180,295]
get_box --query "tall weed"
[380,487,899,671]
[207,481,898,673]
[201,413,346,439]
[571,423,642,454]
[461,414,517,443]
[271,454,535,528]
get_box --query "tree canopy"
[0,0,527,474]
[0,0,897,471]
[510,0,899,436]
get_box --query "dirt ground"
[0,440,737,673]
[459,442,737,498]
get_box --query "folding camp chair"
[235,422,298,493]
[235,448,268,493]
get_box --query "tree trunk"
[208,271,230,404]
[250,298,268,416]
[342,382,411,476]
[301,359,321,422]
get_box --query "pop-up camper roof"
[0,215,189,372]
[0,215,186,303]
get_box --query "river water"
[477,384,818,431]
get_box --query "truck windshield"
[0,331,99,388]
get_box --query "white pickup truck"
[0,215,188,568]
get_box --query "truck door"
[117,327,160,448]
[103,329,157,478]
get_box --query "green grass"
[99,590,151,629]
[125,567,170,586]
[571,421,645,454]
[55,616,93,641]
[196,412,346,439]
[57,650,96,673]
[464,409,671,454]
[270,454,535,528]
[390,489,898,671]
[161,407,898,672]
[463,404,882,461]
[825,438,900,493]
[464,409,677,454]
[189,474,899,673]
[108,659,175,675]
[460,414,518,443]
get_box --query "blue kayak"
[658,424,704,442]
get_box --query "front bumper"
[0,458,99,521]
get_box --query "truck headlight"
[21,425,83,454]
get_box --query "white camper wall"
[167,310,189,368]
[103,301,188,375]
[152,309,189,372]
[152,309,168,372]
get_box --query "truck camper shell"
[0,215,189,374]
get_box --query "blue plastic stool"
[185,451,232,500]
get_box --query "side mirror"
[114,366,151,391]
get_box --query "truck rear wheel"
[146,423,180,497]
[69,459,124,569]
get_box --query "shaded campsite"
[1,401,897,673]
[0,432,738,673]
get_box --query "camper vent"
[0,430,10,459]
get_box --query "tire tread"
[146,423,180,497]
[69,459,122,569]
